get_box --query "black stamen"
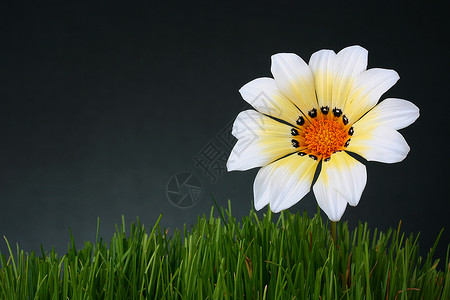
[320,106,329,115]
[296,116,305,126]
[291,128,299,136]
[342,115,349,125]
[308,108,317,118]
[324,157,331,162]
[309,154,318,160]
[291,139,299,148]
[348,127,354,136]
[298,152,306,156]
[345,139,351,147]
[332,108,342,117]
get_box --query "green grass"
[1,202,449,299]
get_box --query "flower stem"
[330,221,337,243]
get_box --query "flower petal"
[227,110,295,171]
[309,49,336,109]
[346,125,410,163]
[271,53,317,114]
[324,151,367,206]
[331,45,368,110]
[344,68,400,122]
[239,77,302,125]
[253,154,318,212]
[352,98,419,131]
[313,171,348,222]
[313,151,366,221]
[230,110,293,139]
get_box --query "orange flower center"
[303,119,347,159]
[291,107,354,161]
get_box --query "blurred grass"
[1,201,449,299]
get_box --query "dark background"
[1,2,449,262]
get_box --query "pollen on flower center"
[303,118,348,160]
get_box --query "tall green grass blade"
[0,205,448,299]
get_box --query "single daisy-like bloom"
[227,45,419,221]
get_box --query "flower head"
[227,46,419,221]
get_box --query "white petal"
[239,77,302,125]
[352,98,419,131]
[331,45,368,110]
[346,125,410,163]
[334,45,368,78]
[313,170,348,222]
[227,110,295,171]
[309,49,336,108]
[253,154,318,212]
[313,151,366,221]
[271,53,317,114]
[344,68,400,122]
[231,110,292,139]
[324,151,367,206]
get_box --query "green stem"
[330,221,337,243]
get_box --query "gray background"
[1,2,449,261]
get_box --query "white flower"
[227,46,419,221]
